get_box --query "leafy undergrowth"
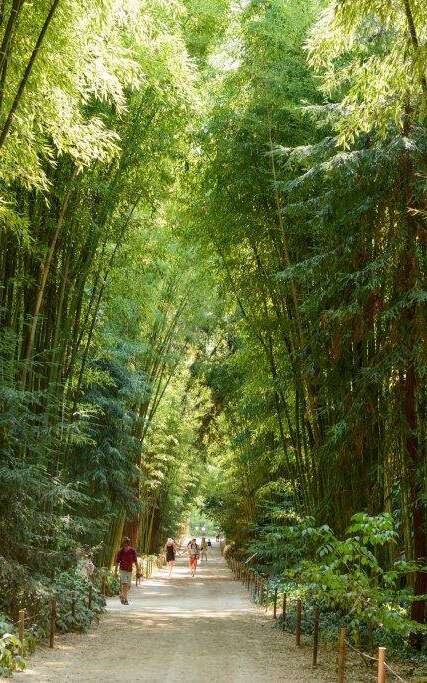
[230,511,427,678]
[0,560,119,677]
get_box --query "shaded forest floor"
[12,547,383,682]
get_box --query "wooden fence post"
[71,591,76,618]
[337,627,347,683]
[273,588,278,619]
[296,598,302,646]
[101,575,106,597]
[18,609,25,656]
[377,647,386,683]
[49,597,56,648]
[282,594,287,627]
[88,584,93,610]
[312,607,320,667]
[260,579,265,605]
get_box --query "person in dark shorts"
[164,538,178,576]
[115,537,138,605]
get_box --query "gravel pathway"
[12,545,355,682]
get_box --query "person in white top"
[200,537,208,563]
[187,538,200,577]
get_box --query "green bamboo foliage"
[183,0,427,629]
[0,0,426,652]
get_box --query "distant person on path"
[187,538,200,577]
[115,537,138,605]
[207,538,212,548]
[200,536,208,563]
[164,538,178,576]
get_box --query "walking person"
[187,538,200,577]
[115,537,138,605]
[164,537,178,576]
[207,538,212,548]
[200,536,208,563]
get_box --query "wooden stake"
[312,607,320,667]
[88,584,93,610]
[337,627,347,683]
[377,647,386,683]
[296,598,302,646]
[18,609,25,656]
[101,575,106,597]
[71,592,76,618]
[273,588,278,619]
[49,597,56,648]
[282,593,287,630]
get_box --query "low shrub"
[0,614,25,678]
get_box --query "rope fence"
[227,557,408,683]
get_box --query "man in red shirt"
[115,537,138,605]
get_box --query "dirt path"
[13,546,345,682]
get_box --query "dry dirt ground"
[12,545,373,682]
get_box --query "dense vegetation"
[0,0,426,674]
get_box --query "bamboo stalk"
[0,0,61,147]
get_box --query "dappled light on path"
[13,546,333,682]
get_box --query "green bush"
[0,614,25,678]
[249,511,427,655]
[0,563,120,675]
[53,570,106,634]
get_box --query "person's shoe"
[123,600,129,605]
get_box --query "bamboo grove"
[0,0,219,619]
[0,0,426,662]
[184,0,427,638]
